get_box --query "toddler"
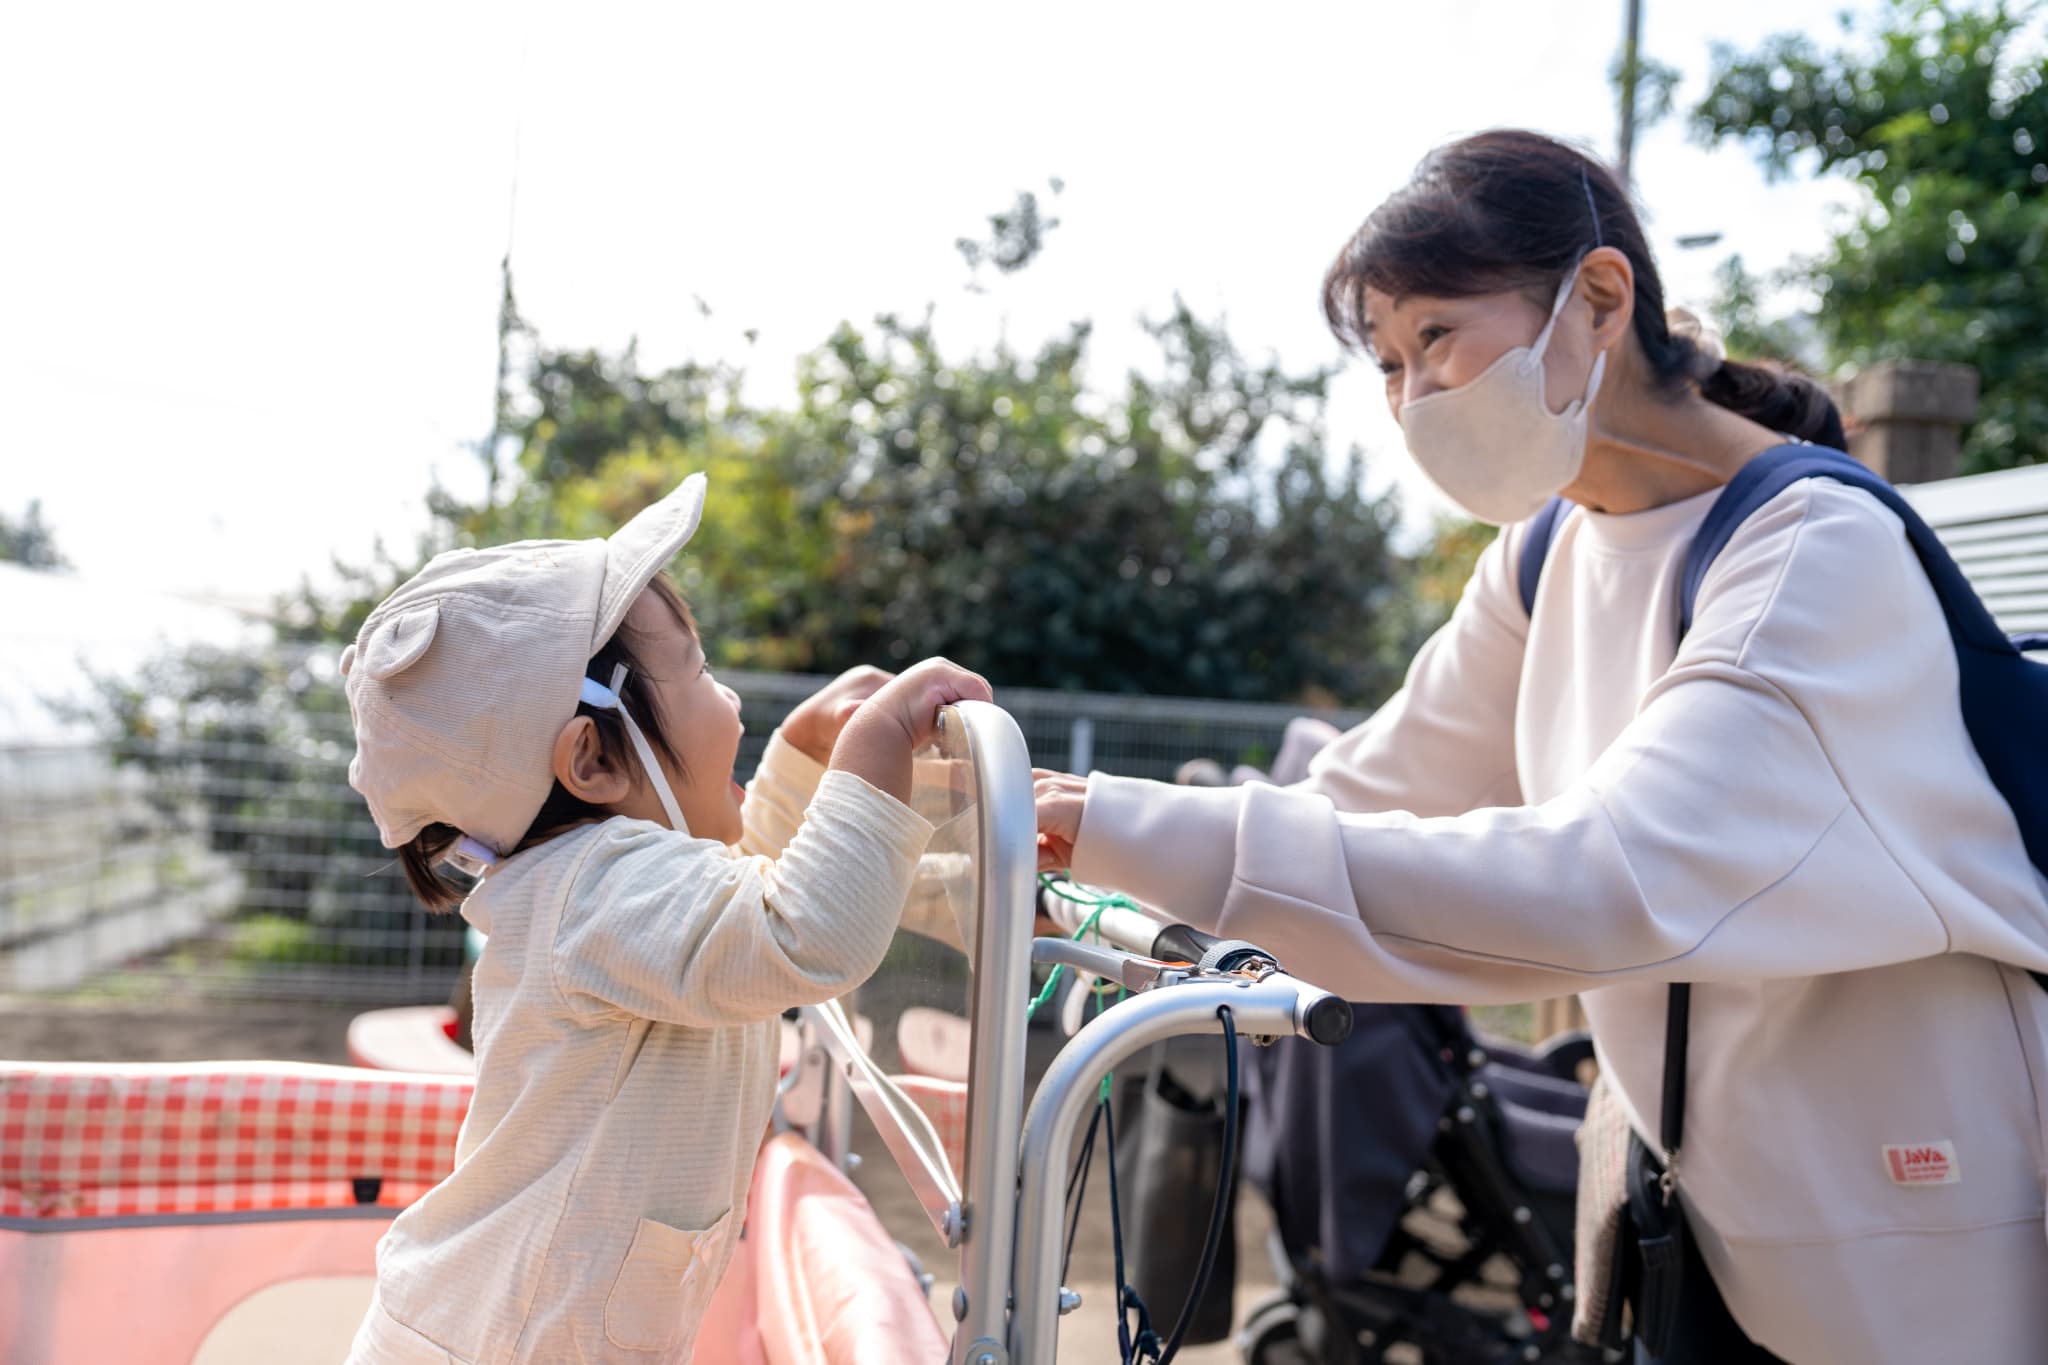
[340,473,989,1363]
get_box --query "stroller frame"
[1241,1021,1602,1365]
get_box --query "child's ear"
[552,716,632,805]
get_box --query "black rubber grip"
[1303,996,1354,1047]
[1150,923,1221,964]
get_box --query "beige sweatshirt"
[348,732,933,1365]
[1074,481,2048,1365]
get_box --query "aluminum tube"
[947,702,1039,1363]
[802,997,962,1239]
[1041,893,1164,959]
[1008,976,1318,1361]
[1029,936,1168,993]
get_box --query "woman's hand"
[781,665,893,764]
[1034,768,1087,872]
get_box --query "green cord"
[1030,875,1140,1102]
[1039,876,1141,913]
[1024,900,1108,1018]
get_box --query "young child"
[339,473,990,1364]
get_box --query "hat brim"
[593,472,707,650]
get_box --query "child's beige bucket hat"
[342,474,705,855]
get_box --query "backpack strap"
[1677,445,2048,1000]
[1677,445,2041,860]
[1517,496,1570,617]
[1678,445,2015,651]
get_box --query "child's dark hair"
[1322,128,1846,449]
[397,576,698,911]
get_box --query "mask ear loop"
[1527,263,1585,368]
[1526,168,1612,381]
[581,665,690,834]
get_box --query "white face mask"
[1397,262,1607,526]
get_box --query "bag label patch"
[1883,1141,1960,1186]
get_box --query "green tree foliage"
[956,179,1064,286]
[0,500,70,570]
[1696,0,2048,471]
[1705,255,1827,367]
[1411,517,1499,628]
[270,185,1425,708]
[430,301,1414,704]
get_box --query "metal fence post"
[1068,716,1093,776]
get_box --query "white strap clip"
[442,835,500,879]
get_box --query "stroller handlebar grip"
[1302,994,1354,1047]
[1149,922,1221,963]
[1151,922,1351,1048]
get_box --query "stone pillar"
[1833,360,1979,484]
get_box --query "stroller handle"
[1148,920,1222,964]
[1009,966,1348,1360]
[1148,923,1351,1045]
[1050,895,1355,1048]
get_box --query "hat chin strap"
[580,665,690,835]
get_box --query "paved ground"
[3,996,1278,1363]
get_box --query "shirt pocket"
[603,1208,735,1354]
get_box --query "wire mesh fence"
[0,671,1363,1006]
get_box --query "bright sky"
[1,0,1866,610]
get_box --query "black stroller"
[1108,979,1601,1365]
[1116,722,1610,1364]
[1233,999,1603,1364]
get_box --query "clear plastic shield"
[782,713,992,1242]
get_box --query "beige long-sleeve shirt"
[1074,480,2048,1365]
[349,732,932,1365]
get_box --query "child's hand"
[830,658,994,804]
[872,657,995,751]
[781,665,893,764]
[1034,769,1087,872]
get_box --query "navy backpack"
[1517,444,2048,983]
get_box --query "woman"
[1034,130,2048,1364]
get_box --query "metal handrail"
[942,701,1038,1365]
[1007,967,1344,1360]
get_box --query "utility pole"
[481,256,517,510]
[1617,0,1643,184]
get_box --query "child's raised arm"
[550,659,993,1029]
[736,666,892,861]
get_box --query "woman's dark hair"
[1322,129,1845,449]
[398,575,698,911]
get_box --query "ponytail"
[1698,358,1847,450]
[1656,306,1846,449]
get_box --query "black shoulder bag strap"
[1660,984,1688,1190]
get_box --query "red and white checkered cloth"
[0,1061,472,1220]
